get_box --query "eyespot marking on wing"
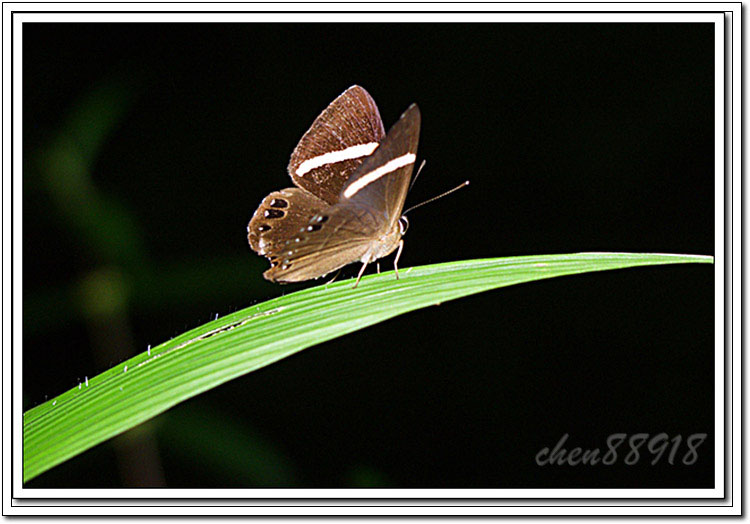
[269,198,289,208]
[264,209,285,219]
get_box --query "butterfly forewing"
[288,85,385,205]
[339,104,421,231]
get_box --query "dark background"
[23,23,715,488]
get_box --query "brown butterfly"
[247,85,421,288]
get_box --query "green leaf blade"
[23,252,712,482]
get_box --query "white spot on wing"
[343,153,416,198]
[296,142,379,176]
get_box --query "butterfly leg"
[325,269,342,285]
[377,262,381,274]
[393,239,404,280]
[353,262,369,289]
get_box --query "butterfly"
[247,85,421,288]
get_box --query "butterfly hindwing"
[261,203,380,283]
[247,188,329,262]
[288,85,385,205]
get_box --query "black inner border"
[9,6,735,512]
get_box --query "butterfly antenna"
[408,159,427,192]
[403,180,470,216]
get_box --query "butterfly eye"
[398,216,410,235]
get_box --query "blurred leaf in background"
[24,73,289,487]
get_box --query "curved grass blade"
[23,252,713,482]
